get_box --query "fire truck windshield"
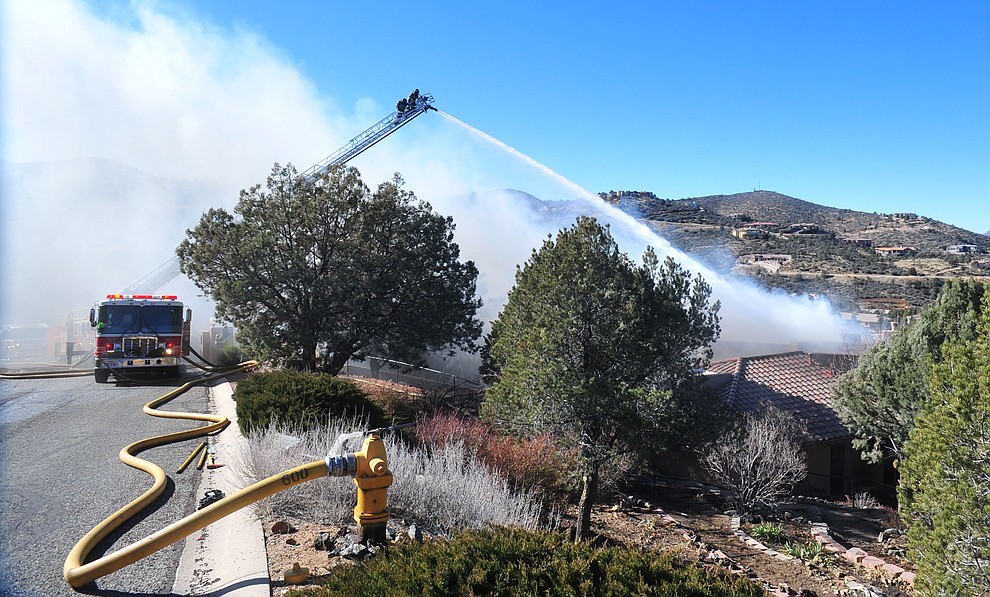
[98,305,184,335]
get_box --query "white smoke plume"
[1,0,863,361]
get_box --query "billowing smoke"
[1,0,345,327]
[2,0,862,363]
[427,186,862,363]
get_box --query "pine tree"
[899,290,990,595]
[178,164,482,372]
[834,279,986,463]
[481,217,721,541]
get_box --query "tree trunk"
[575,465,599,542]
[326,350,353,376]
[301,341,318,372]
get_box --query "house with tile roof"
[705,351,893,502]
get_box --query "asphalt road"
[0,371,212,596]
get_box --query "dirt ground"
[583,483,914,597]
[261,481,916,596]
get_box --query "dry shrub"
[416,412,575,500]
[234,417,553,537]
[229,416,369,523]
[701,405,808,514]
[387,439,553,537]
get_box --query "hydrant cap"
[284,562,310,584]
[369,457,387,475]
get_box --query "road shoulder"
[172,380,270,596]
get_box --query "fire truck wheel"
[95,369,111,383]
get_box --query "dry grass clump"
[230,417,362,523]
[387,439,553,536]
[234,417,553,536]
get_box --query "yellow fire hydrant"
[351,432,392,544]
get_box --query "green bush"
[749,523,784,543]
[235,370,386,435]
[781,541,824,562]
[217,342,249,367]
[289,527,764,597]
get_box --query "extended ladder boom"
[123,258,183,294]
[301,91,435,179]
[126,90,435,294]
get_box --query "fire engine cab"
[90,294,191,383]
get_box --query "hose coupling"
[326,453,357,477]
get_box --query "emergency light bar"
[105,294,179,300]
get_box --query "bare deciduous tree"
[702,405,808,514]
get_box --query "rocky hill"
[604,190,990,310]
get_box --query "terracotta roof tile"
[706,351,850,444]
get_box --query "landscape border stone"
[802,520,916,590]
[730,515,919,595]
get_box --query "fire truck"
[90,294,191,383]
[0,323,50,363]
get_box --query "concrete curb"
[172,381,270,596]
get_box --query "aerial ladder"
[301,89,435,179]
[125,90,436,294]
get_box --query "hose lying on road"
[63,360,273,589]
[0,368,92,379]
[0,352,96,379]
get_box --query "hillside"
[604,190,990,310]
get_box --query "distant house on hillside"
[843,237,874,248]
[705,352,894,502]
[857,297,911,312]
[731,227,768,240]
[841,311,882,333]
[781,223,829,236]
[875,246,915,257]
[892,212,918,221]
[946,244,979,255]
[736,254,791,274]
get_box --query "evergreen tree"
[899,291,990,595]
[178,164,482,373]
[482,217,721,540]
[834,279,986,462]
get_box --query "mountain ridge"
[605,189,990,249]
[604,189,990,309]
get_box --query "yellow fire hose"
[0,368,92,379]
[65,457,329,588]
[62,359,292,589]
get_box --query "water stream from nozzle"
[329,431,364,456]
[432,109,864,354]
[436,110,597,201]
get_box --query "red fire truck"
[90,294,191,383]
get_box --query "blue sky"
[5,0,981,345]
[3,0,988,234]
[168,0,988,233]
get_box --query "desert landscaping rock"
[313,531,335,551]
[271,520,296,535]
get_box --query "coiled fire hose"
[61,359,330,589]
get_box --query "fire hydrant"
[325,427,404,544]
[351,432,392,544]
